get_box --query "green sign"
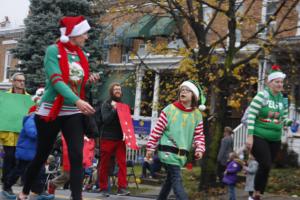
[0,93,34,133]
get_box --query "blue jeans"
[157,164,188,200]
[228,184,236,200]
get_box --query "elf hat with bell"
[59,16,91,43]
[267,65,286,82]
[180,80,206,111]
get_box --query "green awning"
[125,15,158,39]
[96,70,136,108]
[149,16,175,37]
[103,23,131,46]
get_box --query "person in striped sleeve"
[17,16,99,200]
[146,80,206,200]
[246,65,292,200]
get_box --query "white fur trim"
[60,20,90,37]
[60,35,69,43]
[60,20,90,43]
[180,81,199,99]
[199,105,206,111]
[267,71,286,82]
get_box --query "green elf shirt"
[147,101,205,167]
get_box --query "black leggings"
[22,114,84,200]
[251,136,281,194]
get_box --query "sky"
[0,0,29,27]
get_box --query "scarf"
[45,41,89,121]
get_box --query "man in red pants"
[98,83,129,197]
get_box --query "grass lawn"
[129,164,300,198]
[266,168,300,196]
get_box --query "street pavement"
[2,185,157,200]
[2,184,300,200]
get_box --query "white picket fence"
[126,145,146,164]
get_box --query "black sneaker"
[2,188,16,199]
[117,188,130,196]
[99,190,110,197]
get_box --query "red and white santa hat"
[59,16,91,43]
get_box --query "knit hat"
[267,65,286,82]
[59,16,91,43]
[180,80,206,111]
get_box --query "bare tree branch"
[236,0,288,52]
[273,0,300,37]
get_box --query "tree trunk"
[199,80,229,190]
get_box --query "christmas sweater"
[147,101,205,167]
[36,44,87,116]
[247,87,292,141]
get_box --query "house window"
[235,1,243,45]
[102,48,109,63]
[203,5,212,26]
[3,50,13,81]
[121,53,129,63]
[296,3,300,35]
[266,0,278,22]
[137,44,146,57]
[226,2,243,47]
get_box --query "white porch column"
[151,71,160,130]
[258,0,269,92]
[258,58,269,91]
[296,3,300,36]
[133,66,144,118]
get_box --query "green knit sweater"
[36,44,86,116]
[247,87,291,141]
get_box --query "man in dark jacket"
[216,126,234,186]
[98,83,129,197]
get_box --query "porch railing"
[233,123,247,151]
[233,104,300,151]
[126,146,146,164]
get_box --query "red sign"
[116,102,139,150]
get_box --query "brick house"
[1,1,300,155]
[98,1,300,153]
[0,18,24,90]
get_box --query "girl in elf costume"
[246,65,292,200]
[17,16,99,200]
[146,80,206,200]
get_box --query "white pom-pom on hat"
[199,104,206,111]
[60,35,69,43]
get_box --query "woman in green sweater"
[246,65,291,200]
[17,16,99,200]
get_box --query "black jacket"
[100,99,123,140]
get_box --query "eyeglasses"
[15,79,25,83]
[180,88,192,93]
